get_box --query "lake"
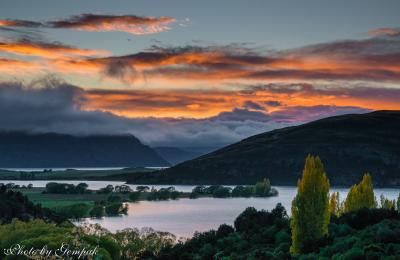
[72,185,400,238]
[3,180,398,237]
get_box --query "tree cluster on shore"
[189,179,278,198]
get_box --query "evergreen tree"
[344,173,376,213]
[290,155,330,254]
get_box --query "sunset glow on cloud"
[0,14,176,35]
[368,28,400,37]
[79,84,400,118]
[0,40,109,58]
[0,0,399,146]
[0,35,400,119]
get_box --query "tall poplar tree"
[344,173,376,213]
[329,192,341,217]
[397,193,400,212]
[290,155,330,254]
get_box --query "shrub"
[89,205,105,218]
[97,185,114,194]
[212,187,232,198]
[231,186,253,197]
[105,203,128,216]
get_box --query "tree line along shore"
[3,179,277,219]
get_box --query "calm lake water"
[72,185,400,238]
[3,180,398,237]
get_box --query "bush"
[45,182,90,194]
[136,185,150,192]
[105,203,128,216]
[232,186,253,197]
[115,185,133,194]
[89,205,105,218]
[335,208,400,229]
[147,188,182,201]
[212,187,232,198]
[97,185,114,194]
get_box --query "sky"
[0,0,399,147]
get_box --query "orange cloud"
[80,85,400,119]
[0,40,109,58]
[368,28,400,37]
[0,58,43,74]
[0,19,42,27]
[1,36,400,92]
[50,40,400,85]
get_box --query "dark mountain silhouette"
[0,132,169,168]
[128,111,400,186]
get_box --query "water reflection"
[77,186,400,238]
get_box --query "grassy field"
[38,200,94,208]
[0,167,155,181]
[14,187,192,209]
[16,188,131,205]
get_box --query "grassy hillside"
[128,111,400,186]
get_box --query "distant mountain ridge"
[154,147,211,165]
[0,132,169,168]
[128,111,400,186]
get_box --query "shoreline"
[2,179,400,189]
